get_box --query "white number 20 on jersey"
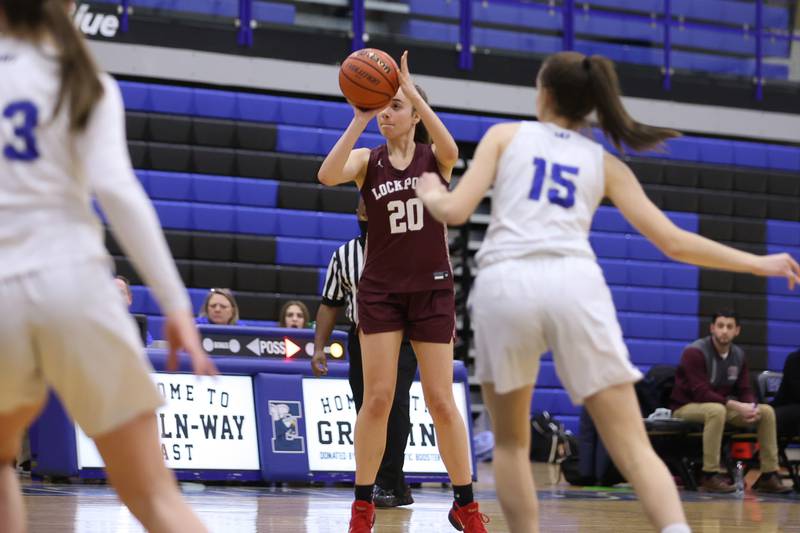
[387,198,424,234]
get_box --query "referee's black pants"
[348,325,418,493]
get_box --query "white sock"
[661,524,691,533]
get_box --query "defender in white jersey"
[0,2,215,532]
[418,51,799,533]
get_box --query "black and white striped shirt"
[321,236,365,325]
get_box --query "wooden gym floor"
[21,462,800,532]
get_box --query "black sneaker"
[373,485,414,508]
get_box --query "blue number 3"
[3,100,40,162]
[529,157,578,208]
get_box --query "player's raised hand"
[398,51,422,103]
[163,310,218,376]
[751,252,800,290]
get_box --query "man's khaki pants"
[674,402,779,473]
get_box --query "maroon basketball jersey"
[359,143,453,293]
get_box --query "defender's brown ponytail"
[539,51,679,152]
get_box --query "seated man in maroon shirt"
[670,310,790,494]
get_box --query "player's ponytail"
[585,55,678,152]
[1,0,104,131]
[412,84,431,145]
[539,52,679,152]
[42,0,104,131]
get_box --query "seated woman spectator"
[197,288,240,325]
[279,300,310,328]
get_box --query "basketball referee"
[311,198,418,508]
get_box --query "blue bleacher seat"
[590,234,628,259]
[129,286,149,314]
[534,361,562,388]
[623,312,697,341]
[592,207,630,233]
[119,81,149,111]
[768,297,800,322]
[277,125,320,154]
[767,221,800,247]
[768,348,792,373]
[194,89,237,119]
[353,132,384,150]
[236,93,280,123]
[253,1,295,25]
[532,389,580,416]
[235,179,278,207]
[610,287,628,311]
[277,237,320,266]
[439,113,483,143]
[767,145,800,172]
[149,172,192,201]
[277,211,318,239]
[236,206,277,235]
[626,261,664,287]
[598,259,628,284]
[134,170,151,194]
[698,138,735,165]
[663,289,698,315]
[192,175,236,204]
[733,141,769,168]
[280,100,323,128]
[769,321,799,346]
[192,204,235,232]
[627,339,665,365]
[153,200,192,229]
[628,236,666,261]
[668,212,699,233]
[405,19,458,44]
[408,0,458,18]
[319,101,353,130]
[318,213,359,241]
[663,264,698,289]
[318,240,342,267]
[148,85,193,115]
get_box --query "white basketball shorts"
[0,259,163,436]
[471,255,642,403]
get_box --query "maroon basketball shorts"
[357,288,455,344]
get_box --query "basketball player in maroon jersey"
[319,51,489,533]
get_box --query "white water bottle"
[734,461,745,496]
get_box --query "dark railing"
[113,0,798,102]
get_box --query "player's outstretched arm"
[606,153,800,289]
[82,78,217,376]
[417,123,518,226]
[317,106,376,188]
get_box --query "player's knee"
[759,404,775,420]
[423,392,458,423]
[361,389,394,419]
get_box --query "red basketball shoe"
[448,501,490,532]
[349,500,376,533]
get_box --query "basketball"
[338,48,399,110]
